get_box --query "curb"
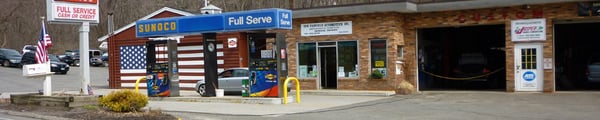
[298,91,396,97]
[0,109,76,120]
[148,96,296,105]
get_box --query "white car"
[195,68,291,96]
[21,45,36,54]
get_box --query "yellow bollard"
[283,77,301,104]
[135,77,145,93]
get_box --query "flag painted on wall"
[120,45,147,70]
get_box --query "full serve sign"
[136,8,292,38]
[224,9,292,31]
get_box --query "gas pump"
[247,33,287,97]
[146,40,179,97]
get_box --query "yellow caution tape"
[420,67,505,80]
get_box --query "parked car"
[0,48,22,67]
[21,45,36,55]
[64,49,103,66]
[587,56,600,82]
[452,53,490,81]
[57,54,75,66]
[101,52,108,67]
[64,50,79,66]
[21,53,69,74]
[195,68,291,96]
[20,51,35,65]
[48,54,70,74]
[90,57,103,67]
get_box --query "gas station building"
[100,0,600,93]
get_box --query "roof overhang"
[293,2,416,18]
[293,0,598,18]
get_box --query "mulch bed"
[0,102,178,120]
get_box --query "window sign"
[370,40,387,77]
[301,21,352,36]
[338,67,345,77]
[511,18,546,42]
[299,65,308,78]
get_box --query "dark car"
[57,54,75,66]
[101,52,108,66]
[20,51,35,65]
[0,48,22,67]
[21,52,69,74]
[452,53,490,81]
[64,50,80,66]
[65,49,103,67]
[48,54,70,74]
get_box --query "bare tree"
[0,0,394,52]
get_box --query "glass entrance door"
[319,47,337,89]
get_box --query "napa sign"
[136,8,292,38]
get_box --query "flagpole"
[41,16,52,96]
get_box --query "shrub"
[99,89,148,112]
[370,69,384,79]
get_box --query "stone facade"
[279,2,597,92]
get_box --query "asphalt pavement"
[3,66,600,120]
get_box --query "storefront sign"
[521,71,537,88]
[543,58,552,69]
[55,0,97,4]
[47,0,100,24]
[578,2,600,16]
[301,21,352,36]
[136,8,292,37]
[375,61,385,67]
[224,9,292,31]
[457,9,543,23]
[228,38,237,48]
[511,18,546,42]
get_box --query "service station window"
[298,43,317,78]
[338,41,359,78]
[370,39,387,76]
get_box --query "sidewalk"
[1,89,395,116]
[96,89,393,115]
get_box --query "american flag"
[120,45,146,70]
[118,43,227,89]
[36,20,52,64]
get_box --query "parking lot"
[0,66,109,93]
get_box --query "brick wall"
[279,12,405,90]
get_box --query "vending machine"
[146,40,179,97]
[247,33,288,97]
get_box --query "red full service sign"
[52,3,98,22]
